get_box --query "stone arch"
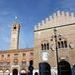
[39,62,51,75]
[58,60,72,75]
[41,40,49,50]
[12,69,18,75]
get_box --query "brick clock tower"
[10,22,20,50]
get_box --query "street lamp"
[53,28,59,75]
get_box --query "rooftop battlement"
[34,11,75,31]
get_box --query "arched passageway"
[58,60,71,75]
[12,69,18,75]
[39,62,51,75]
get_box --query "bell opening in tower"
[14,26,16,29]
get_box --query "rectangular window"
[7,54,10,57]
[23,53,26,57]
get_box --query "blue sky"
[0,0,75,50]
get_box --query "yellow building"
[0,49,33,75]
[0,22,33,75]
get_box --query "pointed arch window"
[47,43,49,50]
[58,42,61,48]
[41,43,49,50]
[61,41,64,48]
[44,44,46,50]
[57,40,68,49]
[64,41,67,48]
[41,44,44,50]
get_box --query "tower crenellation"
[38,22,41,28]
[49,16,53,20]
[34,25,37,30]
[57,10,61,16]
[41,20,45,25]
[34,11,75,71]
[53,13,57,18]
[71,12,75,17]
[65,12,70,17]
[45,17,49,23]
[34,11,75,31]
[61,11,65,16]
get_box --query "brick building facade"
[0,11,75,75]
[34,11,75,74]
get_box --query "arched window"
[41,41,49,50]
[47,43,49,50]
[61,41,64,48]
[58,42,61,48]
[64,41,67,48]
[23,53,26,57]
[41,44,44,50]
[44,44,46,50]
[57,40,68,49]
[1,55,4,58]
